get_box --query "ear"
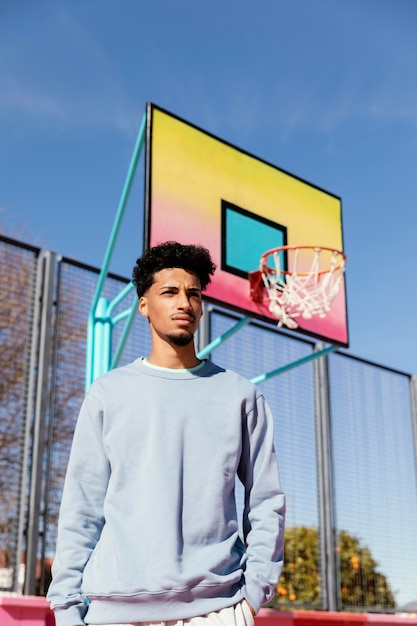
[138,296,148,318]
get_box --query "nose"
[178,300,192,313]
[177,290,193,311]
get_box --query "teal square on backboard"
[221,200,287,277]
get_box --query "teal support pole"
[195,309,337,385]
[92,297,112,381]
[86,112,146,390]
[250,344,337,385]
[106,281,137,316]
[197,317,251,359]
[103,281,138,370]
[89,286,138,380]
[111,293,139,369]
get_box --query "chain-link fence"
[0,234,416,612]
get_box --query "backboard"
[145,103,348,347]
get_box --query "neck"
[146,340,201,370]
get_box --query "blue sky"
[1,0,417,374]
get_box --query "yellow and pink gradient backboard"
[145,103,348,347]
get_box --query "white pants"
[88,599,255,626]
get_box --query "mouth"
[171,314,195,325]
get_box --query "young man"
[47,242,285,626]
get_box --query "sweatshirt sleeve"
[47,388,110,626]
[237,392,286,613]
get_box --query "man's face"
[139,267,203,347]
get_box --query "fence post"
[14,248,45,594]
[314,344,340,611]
[24,251,56,595]
[410,376,417,486]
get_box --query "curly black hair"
[132,241,217,298]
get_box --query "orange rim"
[260,244,346,277]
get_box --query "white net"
[261,246,346,329]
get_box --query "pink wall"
[1,597,416,626]
[0,596,54,626]
[257,608,417,626]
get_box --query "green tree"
[338,529,395,609]
[269,526,395,610]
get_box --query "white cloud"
[0,76,67,119]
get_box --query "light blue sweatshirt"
[47,358,285,626]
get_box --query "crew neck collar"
[142,357,206,373]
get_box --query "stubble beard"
[166,331,194,347]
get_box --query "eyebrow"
[158,285,201,292]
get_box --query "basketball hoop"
[249,245,346,329]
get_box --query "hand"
[245,599,257,616]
